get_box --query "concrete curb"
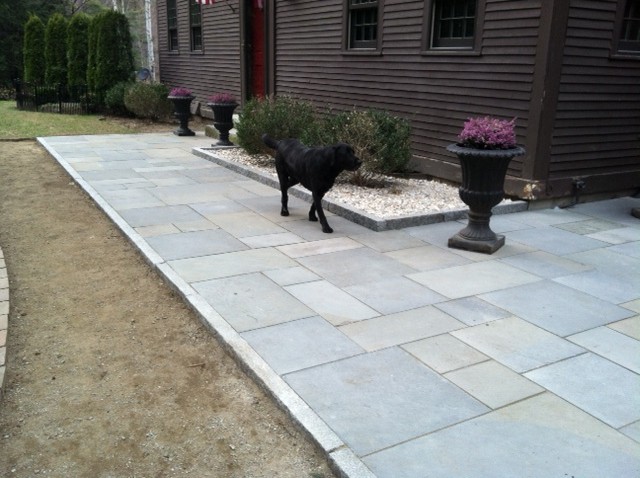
[0,245,8,402]
[192,147,529,231]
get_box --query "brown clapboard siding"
[549,0,640,181]
[275,0,541,180]
[157,0,241,109]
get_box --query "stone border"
[192,147,529,231]
[0,245,8,401]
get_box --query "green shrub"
[67,13,90,86]
[123,82,172,120]
[105,81,132,116]
[332,109,411,178]
[236,95,318,155]
[23,15,46,84]
[44,13,68,86]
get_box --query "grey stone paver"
[168,247,297,282]
[408,261,540,299]
[284,347,489,456]
[146,229,248,260]
[505,226,609,255]
[118,204,206,227]
[344,276,446,315]
[277,237,363,258]
[452,317,584,372]
[285,280,379,326]
[193,272,314,332]
[350,230,427,252]
[609,316,640,340]
[208,211,289,238]
[525,353,640,428]
[339,306,464,351]
[444,360,544,409]
[433,296,511,326]
[298,247,416,288]
[499,250,592,278]
[384,245,471,271]
[480,280,635,336]
[568,327,640,373]
[36,135,640,478]
[364,393,640,478]
[241,316,364,374]
[402,334,489,373]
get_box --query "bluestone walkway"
[39,133,640,477]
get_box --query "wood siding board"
[157,0,241,107]
[550,0,640,180]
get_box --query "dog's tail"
[261,133,279,150]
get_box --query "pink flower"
[208,92,236,104]
[458,116,517,150]
[169,87,193,97]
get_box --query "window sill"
[421,48,481,57]
[190,50,205,55]
[610,51,640,61]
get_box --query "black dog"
[262,134,362,233]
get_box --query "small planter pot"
[168,95,195,136]
[447,143,526,254]
[208,102,238,146]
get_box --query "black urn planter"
[168,95,196,136]
[447,143,526,254]
[208,102,238,146]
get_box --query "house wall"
[547,0,640,198]
[274,0,543,189]
[157,0,242,114]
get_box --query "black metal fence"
[14,80,93,115]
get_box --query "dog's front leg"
[311,193,333,233]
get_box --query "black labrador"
[262,134,362,233]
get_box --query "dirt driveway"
[0,139,335,478]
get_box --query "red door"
[250,0,265,98]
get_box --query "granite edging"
[192,147,529,231]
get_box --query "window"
[618,0,640,54]
[431,0,476,48]
[348,0,379,49]
[424,0,484,52]
[190,0,203,51]
[167,0,178,51]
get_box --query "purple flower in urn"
[458,116,517,150]
[169,87,193,97]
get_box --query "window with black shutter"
[167,0,178,51]
[190,0,203,52]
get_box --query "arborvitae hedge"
[44,13,68,86]
[86,12,102,92]
[23,14,46,84]
[67,13,90,86]
[93,10,134,98]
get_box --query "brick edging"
[0,245,8,400]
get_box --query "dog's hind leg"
[275,161,292,216]
[311,193,333,233]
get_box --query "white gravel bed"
[212,148,469,219]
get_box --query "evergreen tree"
[44,13,68,86]
[94,10,134,97]
[23,14,46,84]
[86,11,102,92]
[67,12,90,86]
